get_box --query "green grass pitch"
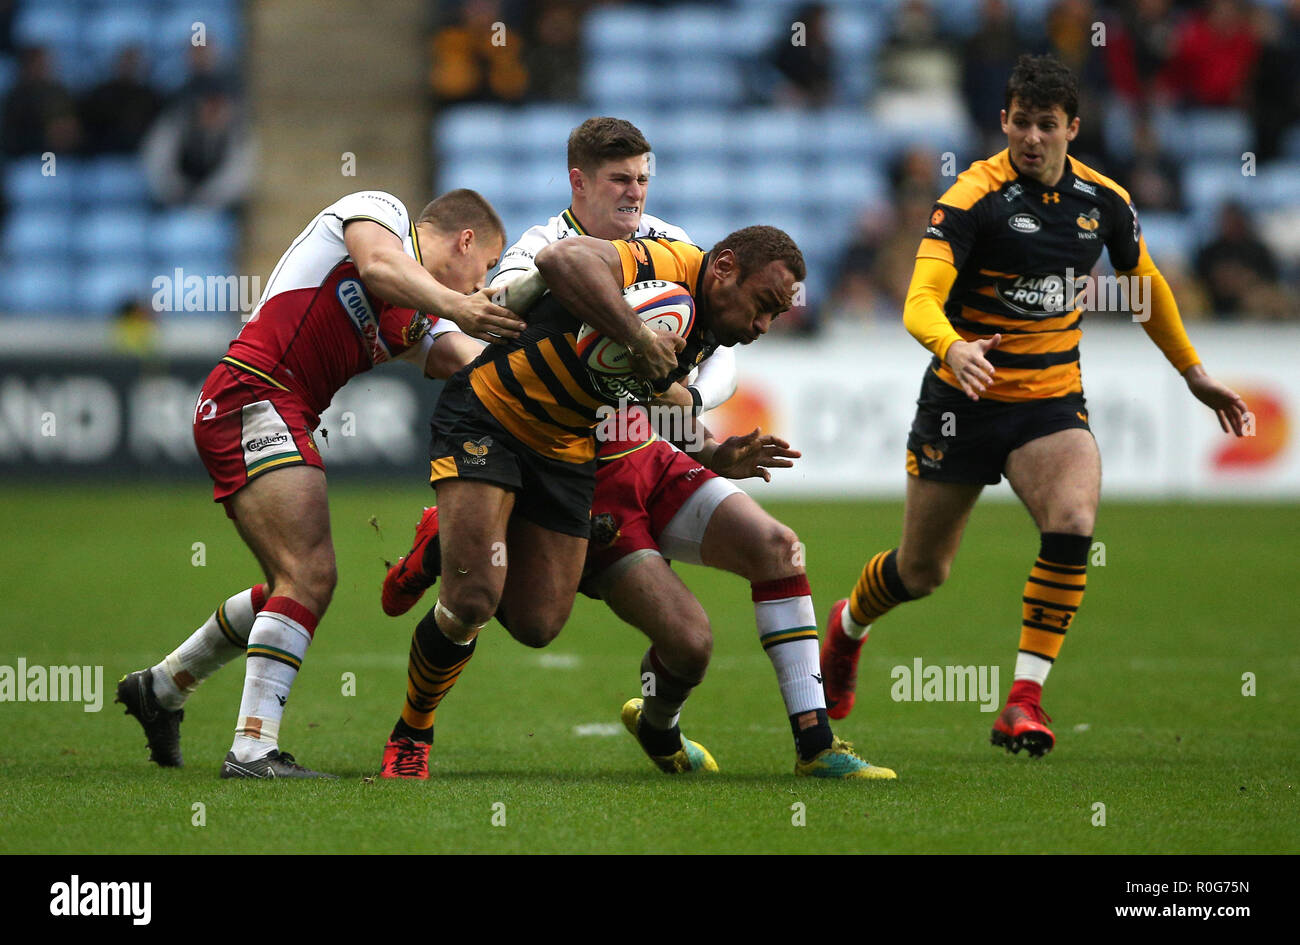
[1,483,1296,854]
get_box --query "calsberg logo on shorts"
[337,278,392,364]
[1008,213,1040,233]
[246,433,290,453]
[461,435,492,465]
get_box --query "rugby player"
[819,55,1250,757]
[381,118,892,779]
[115,189,519,778]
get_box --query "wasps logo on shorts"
[462,435,492,465]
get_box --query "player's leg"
[495,515,588,647]
[684,486,894,778]
[823,475,984,718]
[219,465,338,778]
[116,580,269,767]
[384,477,514,777]
[993,427,1099,756]
[596,553,718,773]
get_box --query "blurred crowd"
[429,0,1300,327]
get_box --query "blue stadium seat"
[1157,109,1253,162]
[582,6,655,58]
[1183,160,1257,214]
[437,108,511,160]
[665,58,744,107]
[7,260,77,314]
[151,209,238,259]
[437,153,511,197]
[78,157,152,205]
[748,161,812,212]
[12,5,79,50]
[82,208,151,260]
[2,209,73,258]
[1260,160,1300,207]
[584,57,658,108]
[79,261,155,315]
[4,159,79,208]
[1133,211,1193,264]
[649,111,732,159]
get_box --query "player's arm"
[903,257,1001,401]
[343,220,525,342]
[534,236,682,379]
[1117,243,1249,436]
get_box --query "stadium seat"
[4,159,79,208]
[437,107,510,159]
[81,208,151,261]
[12,5,79,50]
[1157,109,1253,162]
[78,157,152,205]
[2,209,73,259]
[7,260,78,314]
[584,57,658,108]
[79,261,156,316]
[582,6,655,58]
[1132,211,1192,265]
[437,153,511,198]
[151,209,238,260]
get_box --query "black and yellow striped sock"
[394,607,476,743]
[1017,532,1090,684]
[847,548,915,629]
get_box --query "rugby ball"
[575,280,695,375]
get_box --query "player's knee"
[440,582,499,630]
[898,558,948,598]
[675,623,712,681]
[508,616,565,649]
[746,520,803,580]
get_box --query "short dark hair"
[418,188,505,242]
[567,117,651,174]
[1005,54,1079,121]
[711,226,806,283]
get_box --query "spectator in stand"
[141,78,255,209]
[79,47,162,155]
[525,0,583,101]
[1161,0,1260,107]
[1103,0,1179,108]
[1116,116,1184,212]
[429,0,528,104]
[961,0,1023,153]
[1194,201,1288,319]
[1252,0,1300,161]
[1040,0,1109,166]
[2,46,81,156]
[768,3,834,108]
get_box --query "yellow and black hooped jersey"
[465,237,718,464]
[918,149,1144,401]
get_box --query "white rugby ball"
[575,280,695,375]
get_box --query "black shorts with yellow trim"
[905,369,1092,486]
[428,374,595,538]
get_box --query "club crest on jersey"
[1076,207,1101,237]
[1008,213,1040,233]
[401,311,431,347]
[461,435,492,465]
[337,278,392,364]
[994,273,1073,316]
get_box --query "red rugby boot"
[380,736,431,779]
[381,506,441,617]
[990,702,1055,757]
[820,599,864,720]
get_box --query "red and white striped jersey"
[225,191,433,416]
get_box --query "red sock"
[1007,679,1042,707]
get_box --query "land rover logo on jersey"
[1008,213,1040,233]
[589,370,654,404]
[995,273,1072,315]
[337,277,391,363]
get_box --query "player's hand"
[446,288,527,343]
[627,327,685,380]
[945,334,1001,401]
[707,428,801,481]
[1184,364,1250,436]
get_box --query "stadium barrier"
[0,325,1295,497]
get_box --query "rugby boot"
[382,506,442,617]
[820,599,863,719]
[220,748,338,779]
[115,669,184,767]
[621,698,718,774]
[380,735,431,780]
[795,736,897,780]
[990,702,1055,757]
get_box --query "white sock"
[150,585,266,710]
[840,603,871,641]
[1014,652,1053,687]
[755,583,825,715]
[230,600,314,761]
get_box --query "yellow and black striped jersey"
[465,237,718,464]
[918,149,1145,401]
